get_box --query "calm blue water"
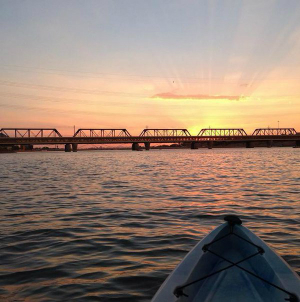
[0,149,299,301]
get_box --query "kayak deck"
[152,217,300,302]
[177,224,286,301]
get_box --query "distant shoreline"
[1,141,298,153]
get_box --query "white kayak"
[152,215,300,302]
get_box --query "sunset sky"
[1,0,300,135]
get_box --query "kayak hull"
[152,221,300,302]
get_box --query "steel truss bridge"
[0,127,299,151]
[0,128,62,138]
[74,129,131,137]
[140,129,191,136]
[198,128,247,136]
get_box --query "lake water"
[0,148,299,301]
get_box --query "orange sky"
[1,1,300,136]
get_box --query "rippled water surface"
[0,149,299,301]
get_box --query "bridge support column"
[72,143,78,152]
[191,142,199,149]
[294,140,300,148]
[246,141,254,148]
[144,142,150,150]
[132,143,140,151]
[65,143,72,152]
[267,140,273,148]
[207,141,213,149]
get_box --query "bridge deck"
[0,135,300,145]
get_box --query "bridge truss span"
[252,128,297,136]
[0,128,62,138]
[198,128,248,136]
[73,129,131,137]
[139,129,191,137]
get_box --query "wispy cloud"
[152,92,245,101]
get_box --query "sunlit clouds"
[152,93,246,101]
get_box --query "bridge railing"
[73,129,131,137]
[139,129,191,136]
[0,128,62,137]
[252,128,297,136]
[197,128,248,136]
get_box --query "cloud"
[152,92,245,101]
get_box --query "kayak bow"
[152,215,300,302]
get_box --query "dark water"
[0,149,299,301]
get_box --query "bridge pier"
[267,140,273,148]
[246,141,254,148]
[294,140,300,148]
[207,141,213,149]
[144,142,150,150]
[132,142,140,151]
[191,142,199,149]
[21,144,33,151]
[65,143,72,152]
[72,143,78,152]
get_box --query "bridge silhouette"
[0,127,299,151]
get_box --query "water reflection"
[0,149,299,301]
